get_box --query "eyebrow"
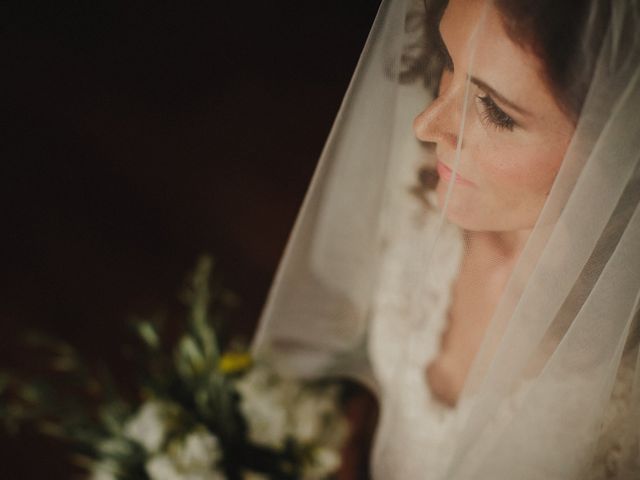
[469,76,532,117]
[437,23,532,119]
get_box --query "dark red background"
[1,1,379,477]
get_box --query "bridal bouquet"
[0,257,347,480]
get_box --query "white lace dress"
[366,194,639,479]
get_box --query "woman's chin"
[435,181,486,231]
[442,206,485,231]
[435,184,541,233]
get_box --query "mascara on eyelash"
[477,94,516,131]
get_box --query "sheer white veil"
[252,0,640,478]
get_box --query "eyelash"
[436,31,516,133]
[477,94,516,131]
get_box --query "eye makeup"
[476,93,516,131]
[436,23,529,132]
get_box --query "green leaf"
[98,401,132,436]
[22,330,76,357]
[134,320,161,350]
[188,256,220,364]
[175,335,206,382]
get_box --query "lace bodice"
[368,197,465,479]
[367,193,639,479]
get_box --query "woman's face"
[413,0,575,232]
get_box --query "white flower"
[290,386,347,478]
[90,471,117,480]
[146,455,226,480]
[290,387,346,446]
[146,455,178,480]
[235,363,348,479]
[234,366,293,448]
[235,364,348,465]
[145,428,225,480]
[124,401,169,453]
[174,429,222,471]
[89,460,119,480]
[303,447,342,479]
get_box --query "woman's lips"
[436,161,476,187]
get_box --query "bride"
[253,0,640,478]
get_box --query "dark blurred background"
[1,1,380,477]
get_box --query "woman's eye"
[477,94,516,131]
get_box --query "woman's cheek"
[477,144,560,198]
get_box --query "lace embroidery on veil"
[366,96,467,475]
[368,193,463,479]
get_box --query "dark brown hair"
[495,0,610,120]
[409,0,611,201]
[404,0,611,116]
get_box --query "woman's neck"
[464,229,531,265]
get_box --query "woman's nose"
[413,77,460,148]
